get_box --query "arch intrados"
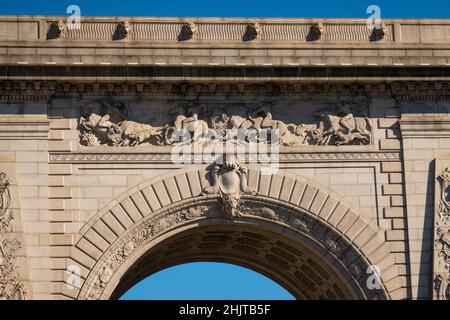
[107,220,363,300]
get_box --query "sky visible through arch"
[2,0,447,300]
[119,262,295,300]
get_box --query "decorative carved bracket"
[47,20,67,40]
[179,23,198,41]
[202,154,256,217]
[243,23,262,41]
[308,23,326,41]
[114,21,132,40]
[370,22,388,41]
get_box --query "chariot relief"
[78,100,372,147]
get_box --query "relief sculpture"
[0,172,26,300]
[202,154,256,217]
[78,100,372,147]
[434,167,450,300]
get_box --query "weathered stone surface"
[3,14,450,301]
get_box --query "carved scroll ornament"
[78,101,372,147]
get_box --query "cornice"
[1,80,450,101]
[1,16,450,68]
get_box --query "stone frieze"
[78,100,372,147]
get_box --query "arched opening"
[106,222,369,300]
[119,262,296,300]
[74,167,396,300]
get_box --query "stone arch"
[68,165,401,300]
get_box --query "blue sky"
[120,262,295,300]
[2,0,446,300]
[1,0,450,18]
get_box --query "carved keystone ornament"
[203,154,256,217]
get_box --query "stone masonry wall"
[0,93,413,299]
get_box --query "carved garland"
[77,193,388,300]
[0,172,26,300]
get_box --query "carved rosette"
[0,172,26,300]
[433,167,450,300]
[202,154,256,217]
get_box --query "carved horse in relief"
[314,111,371,146]
[117,121,166,146]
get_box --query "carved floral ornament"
[78,100,372,148]
[0,172,26,300]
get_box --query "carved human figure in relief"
[436,227,450,270]
[0,172,14,232]
[78,100,372,147]
[79,113,122,146]
[203,154,256,217]
[79,103,165,146]
[247,106,310,145]
[437,167,450,224]
[165,105,211,145]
